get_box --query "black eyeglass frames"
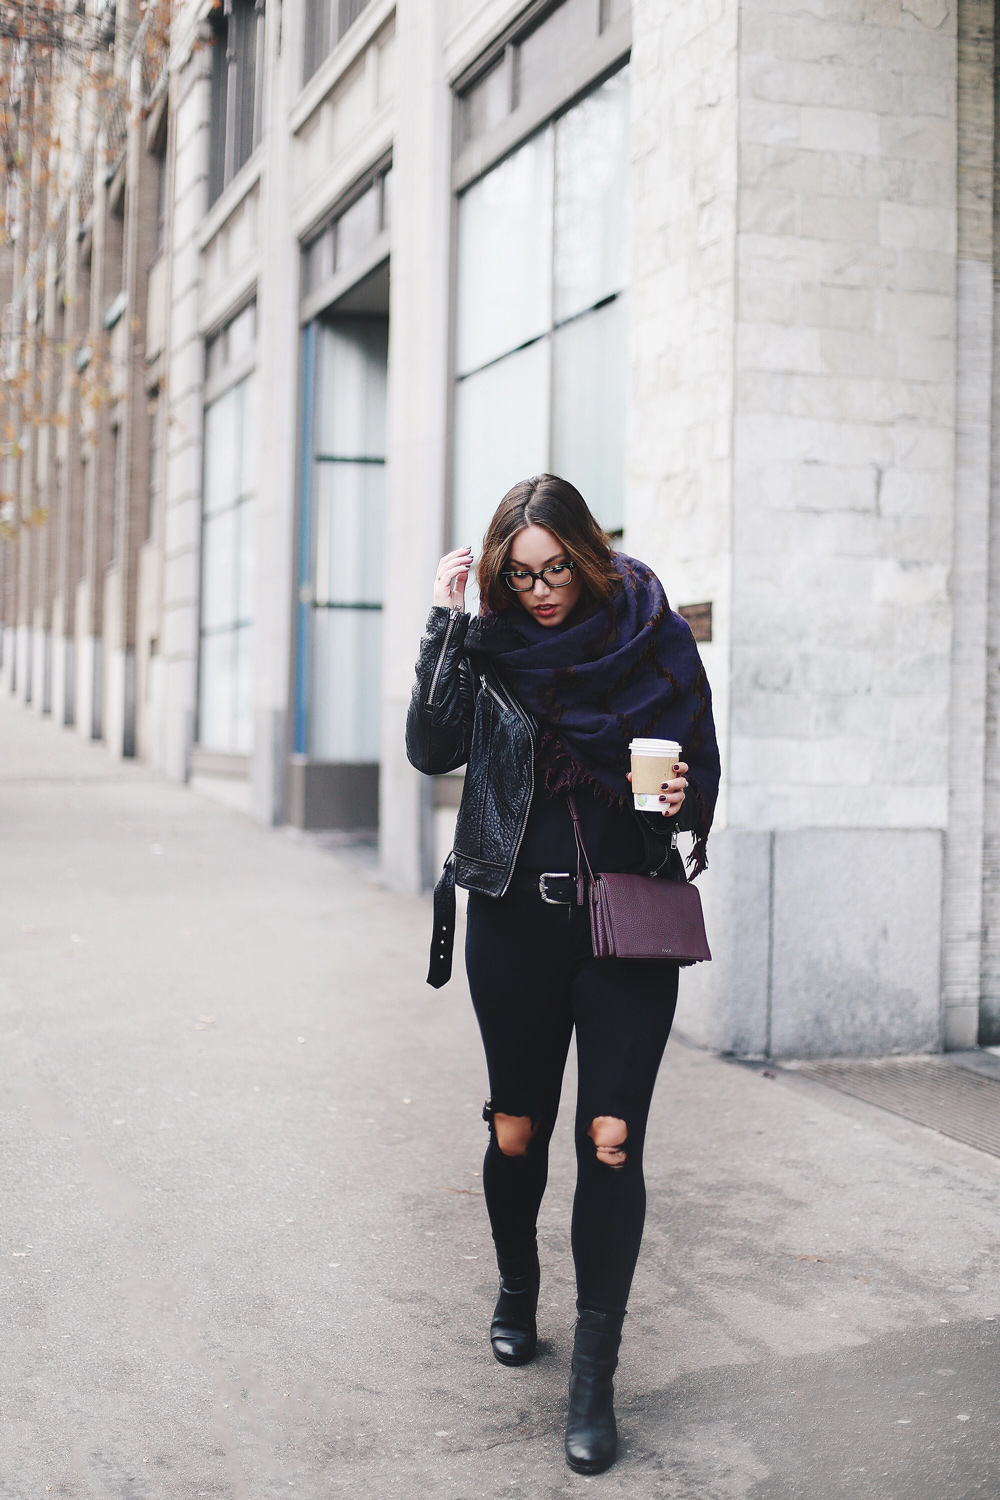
[502,560,576,593]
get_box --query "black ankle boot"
[564,1308,625,1474]
[489,1248,539,1366]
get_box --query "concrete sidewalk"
[1,701,998,1500]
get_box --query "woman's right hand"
[433,547,473,610]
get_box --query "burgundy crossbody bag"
[565,791,712,966]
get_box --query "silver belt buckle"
[538,871,571,905]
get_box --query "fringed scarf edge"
[538,730,711,878]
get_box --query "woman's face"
[506,524,584,628]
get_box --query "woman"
[405,475,719,1474]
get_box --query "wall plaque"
[678,601,712,642]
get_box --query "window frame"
[451,0,630,194]
[298,152,392,325]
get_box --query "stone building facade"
[2,0,999,1058]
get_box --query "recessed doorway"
[291,258,389,830]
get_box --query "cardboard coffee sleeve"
[629,738,682,811]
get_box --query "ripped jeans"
[465,888,678,1316]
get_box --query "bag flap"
[596,873,712,963]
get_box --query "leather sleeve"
[405,607,475,775]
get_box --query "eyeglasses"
[502,560,576,593]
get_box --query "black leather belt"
[508,870,577,905]
[427,864,578,990]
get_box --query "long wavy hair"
[476,475,620,616]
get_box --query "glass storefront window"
[551,297,628,526]
[453,339,549,554]
[553,68,630,322]
[301,316,388,762]
[455,130,553,377]
[452,65,630,555]
[198,311,257,754]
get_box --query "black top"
[516,780,650,874]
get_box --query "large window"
[304,0,373,82]
[199,304,257,753]
[453,65,630,558]
[298,315,387,761]
[209,0,265,206]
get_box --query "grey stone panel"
[769,828,942,1059]
[675,827,772,1057]
[286,756,378,831]
[251,708,286,826]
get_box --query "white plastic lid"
[629,738,681,753]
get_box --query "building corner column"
[379,0,452,894]
[626,0,744,1047]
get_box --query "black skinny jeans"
[466,888,678,1316]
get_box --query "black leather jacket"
[406,605,682,985]
[406,606,535,900]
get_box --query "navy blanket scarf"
[467,553,721,873]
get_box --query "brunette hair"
[476,475,620,615]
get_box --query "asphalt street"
[1,699,998,1500]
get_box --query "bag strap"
[565,791,595,906]
[571,791,690,891]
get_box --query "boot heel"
[564,1308,625,1474]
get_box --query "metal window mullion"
[314,453,385,464]
[454,331,548,384]
[311,600,383,610]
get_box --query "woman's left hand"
[627,762,688,817]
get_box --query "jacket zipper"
[486,667,535,896]
[480,674,508,712]
[426,609,459,708]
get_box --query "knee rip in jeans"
[483,1101,538,1158]
[588,1115,628,1169]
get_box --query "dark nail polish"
[659,794,666,802]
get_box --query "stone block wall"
[732,0,957,836]
[945,0,994,1047]
[631,0,979,1054]
[627,0,740,832]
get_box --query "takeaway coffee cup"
[629,738,682,811]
